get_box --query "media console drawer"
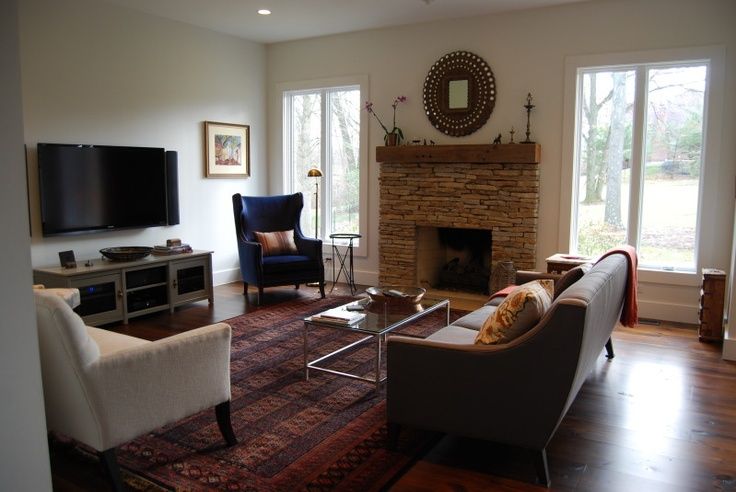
[34,250,214,326]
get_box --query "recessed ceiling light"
[257,9,271,15]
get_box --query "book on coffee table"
[309,307,366,326]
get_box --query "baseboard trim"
[213,268,241,287]
[638,300,699,325]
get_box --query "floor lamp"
[307,167,323,239]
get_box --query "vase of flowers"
[365,96,406,146]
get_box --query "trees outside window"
[573,62,707,271]
[283,85,362,243]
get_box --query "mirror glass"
[448,80,469,109]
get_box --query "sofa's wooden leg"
[605,337,615,359]
[99,448,124,492]
[215,401,238,447]
[387,422,401,450]
[532,448,550,487]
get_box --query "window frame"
[560,46,725,285]
[279,75,369,257]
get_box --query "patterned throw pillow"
[475,279,554,345]
[253,230,298,256]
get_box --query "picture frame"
[204,121,250,178]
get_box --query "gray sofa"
[386,252,629,486]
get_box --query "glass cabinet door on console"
[69,273,123,326]
[169,257,213,310]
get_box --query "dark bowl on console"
[100,246,153,262]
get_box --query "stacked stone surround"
[377,145,540,287]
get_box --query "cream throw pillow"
[253,230,298,256]
[475,279,554,344]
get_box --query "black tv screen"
[38,143,168,236]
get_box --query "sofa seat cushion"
[87,326,149,356]
[451,305,497,332]
[262,254,314,273]
[475,279,554,345]
[425,325,479,344]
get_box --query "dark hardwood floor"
[50,282,736,491]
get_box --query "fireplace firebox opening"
[416,226,492,295]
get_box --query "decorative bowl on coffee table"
[365,286,426,305]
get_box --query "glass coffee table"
[303,297,450,389]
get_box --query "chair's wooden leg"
[532,448,550,487]
[215,401,238,446]
[387,422,401,450]
[295,283,300,290]
[99,448,124,492]
[605,337,615,359]
[319,282,326,299]
[242,282,248,296]
[258,286,264,305]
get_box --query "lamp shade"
[307,167,323,178]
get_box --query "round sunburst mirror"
[423,51,496,137]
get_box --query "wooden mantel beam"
[375,143,540,164]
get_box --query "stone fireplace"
[376,144,540,290]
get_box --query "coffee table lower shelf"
[303,297,450,390]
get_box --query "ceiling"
[103,0,591,44]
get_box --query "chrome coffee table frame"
[303,297,450,389]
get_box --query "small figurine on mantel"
[509,126,516,144]
[492,133,502,145]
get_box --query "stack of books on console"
[309,307,366,326]
[152,238,192,256]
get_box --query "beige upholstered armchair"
[34,288,236,491]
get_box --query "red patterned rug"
[110,295,460,491]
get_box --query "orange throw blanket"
[596,245,638,327]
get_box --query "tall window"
[571,61,709,271]
[283,85,362,244]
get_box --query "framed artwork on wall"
[204,121,250,178]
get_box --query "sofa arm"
[85,323,232,449]
[515,270,563,284]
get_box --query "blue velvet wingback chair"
[232,193,325,303]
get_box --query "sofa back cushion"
[475,279,554,344]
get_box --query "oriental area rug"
[109,295,461,491]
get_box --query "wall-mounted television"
[38,143,172,236]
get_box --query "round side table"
[329,233,361,295]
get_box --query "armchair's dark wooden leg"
[258,286,264,305]
[215,401,238,446]
[532,448,550,487]
[319,282,325,299]
[387,422,401,450]
[100,448,124,492]
[295,283,300,290]
[605,337,615,359]
[242,282,248,296]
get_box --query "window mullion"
[320,89,328,240]
[627,65,647,248]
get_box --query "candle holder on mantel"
[522,92,536,144]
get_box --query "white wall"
[20,0,268,285]
[267,0,736,323]
[0,0,53,488]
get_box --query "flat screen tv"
[38,143,169,236]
